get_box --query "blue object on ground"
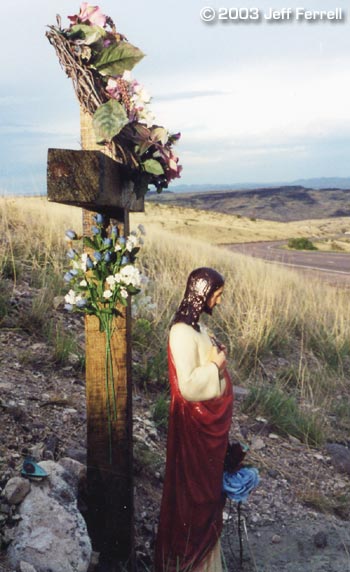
[223,466,260,502]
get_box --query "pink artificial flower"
[68,3,107,27]
[165,150,182,181]
[106,78,120,99]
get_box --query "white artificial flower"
[115,244,122,252]
[121,289,128,299]
[80,280,87,287]
[119,265,141,287]
[81,253,88,271]
[122,70,132,82]
[133,84,151,103]
[65,289,77,305]
[114,273,122,283]
[72,261,81,270]
[103,290,113,299]
[106,275,116,286]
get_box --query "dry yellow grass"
[1,196,350,406]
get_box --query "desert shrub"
[287,237,317,250]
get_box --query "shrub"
[287,237,317,250]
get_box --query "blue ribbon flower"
[64,272,75,282]
[103,238,112,247]
[93,213,105,225]
[67,248,78,259]
[110,226,118,237]
[86,256,94,269]
[76,298,88,308]
[223,467,260,503]
[65,229,77,240]
[121,255,129,265]
[94,251,102,261]
[91,226,101,235]
[104,251,112,262]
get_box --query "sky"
[1,0,350,194]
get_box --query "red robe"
[154,345,234,571]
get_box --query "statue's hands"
[209,345,227,372]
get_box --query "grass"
[241,385,325,447]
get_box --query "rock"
[64,447,87,465]
[326,443,350,475]
[20,561,38,572]
[4,477,31,505]
[59,457,86,483]
[251,437,266,451]
[267,469,279,479]
[7,461,91,572]
[271,534,282,544]
[314,531,328,548]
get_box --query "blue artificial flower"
[121,256,129,265]
[86,256,94,269]
[118,237,126,245]
[104,251,112,262]
[64,272,75,282]
[92,226,100,235]
[222,467,260,503]
[64,303,73,311]
[94,251,102,261]
[70,269,79,276]
[76,298,88,308]
[93,213,105,225]
[67,249,78,259]
[65,229,77,240]
[103,238,112,247]
[110,226,118,237]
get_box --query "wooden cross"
[47,109,144,571]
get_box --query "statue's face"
[207,286,224,310]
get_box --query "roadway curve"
[225,240,350,285]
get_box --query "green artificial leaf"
[137,141,153,156]
[92,42,145,76]
[83,236,96,249]
[93,100,129,143]
[151,127,168,145]
[134,123,151,140]
[68,24,106,45]
[143,159,164,176]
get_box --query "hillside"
[148,186,350,222]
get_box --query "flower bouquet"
[64,214,145,460]
[46,3,182,197]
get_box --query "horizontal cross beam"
[47,148,144,212]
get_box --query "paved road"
[225,240,350,285]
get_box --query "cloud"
[155,90,228,102]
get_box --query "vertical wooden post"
[80,110,134,571]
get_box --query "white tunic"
[169,322,224,402]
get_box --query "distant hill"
[148,185,350,222]
[169,177,350,193]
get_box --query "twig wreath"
[46,2,182,196]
